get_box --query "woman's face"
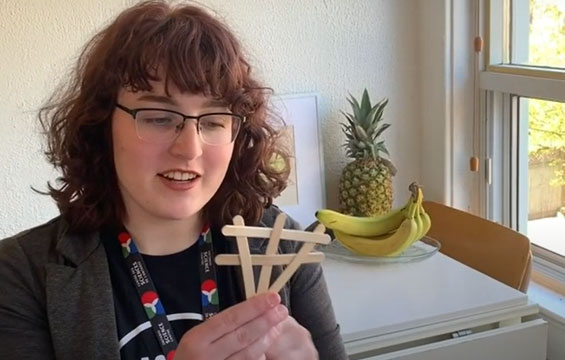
[112,81,235,224]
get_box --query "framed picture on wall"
[270,93,326,228]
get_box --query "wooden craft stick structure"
[268,223,325,293]
[216,214,330,299]
[215,253,325,266]
[232,215,256,299]
[257,214,286,293]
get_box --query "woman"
[0,1,346,359]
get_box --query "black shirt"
[101,227,242,360]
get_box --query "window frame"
[481,0,565,274]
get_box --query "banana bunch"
[316,183,431,257]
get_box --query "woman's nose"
[168,121,203,159]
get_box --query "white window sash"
[482,0,565,269]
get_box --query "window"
[481,0,565,277]
[526,97,565,256]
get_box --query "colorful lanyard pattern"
[117,225,220,358]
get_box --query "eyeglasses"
[115,103,245,145]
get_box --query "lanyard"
[117,225,220,357]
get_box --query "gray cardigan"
[0,207,346,360]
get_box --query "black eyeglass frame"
[115,103,246,144]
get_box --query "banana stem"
[408,182,420,199]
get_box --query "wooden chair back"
[423,201,532,292]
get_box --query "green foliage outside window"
[529,0,565,186]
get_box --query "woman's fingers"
[225,322,283,360]
[196,292,281,343]
[265,316,318,360]
[212,304,288,359]
[175,292,284,359]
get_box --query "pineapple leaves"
[366,104,381,125]
[341,90,392,162]
[346,95,362,124]
[340,125,355,141]
[360,89,371,117]
[374,123,391,140]
[370,146,378,161]
[354,125,369,142]
[375,141,390,156]
[341,111,358,131]
[375,98,388,122]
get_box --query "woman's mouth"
[158,170,200,182]
[158,170,200,191]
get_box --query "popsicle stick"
[215,252,325,266]
[222,226,330,245]
[268,223,326,293]
[311,223,326,235]
[257,213,286,293]
[268,242,316,293]
[232,216,256,299]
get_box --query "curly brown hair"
[40,0,289,233]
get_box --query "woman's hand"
[174,292,288,360]
[265,315,318,360]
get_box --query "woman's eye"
[151,117,171,125]
[141,116,174,126]
[201,118,227,129]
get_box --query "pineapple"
[338,89,396,217]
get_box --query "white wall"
[418,0,481,213]
[418,0,452,205]
[0,0,421,238]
